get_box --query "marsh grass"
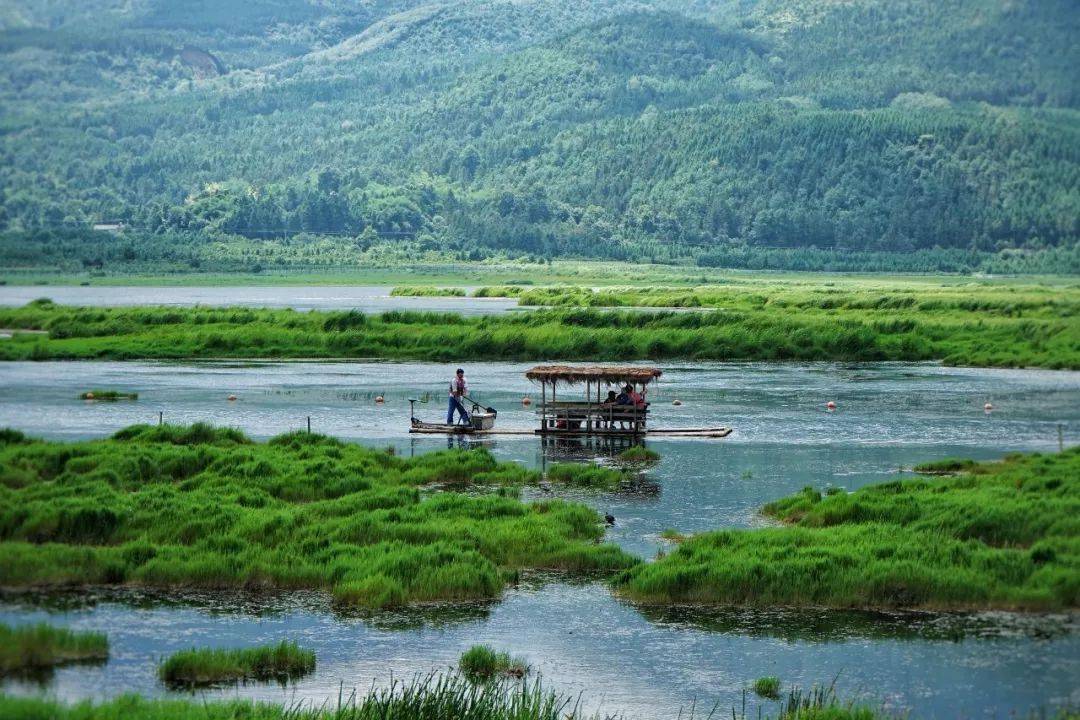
[390,286,466,297]
[0,673,907,719]
[158,641,315,686]
[0,623,108,675]
[614,447,660,467]
[1,279,1076,368]
[458,645,529,682]
[0,672,580,719]
[614,449,1080,611]
[546,463,626,490]
[0,425,636,607]
[753,676,781,699]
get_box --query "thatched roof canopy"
[525,365,662,385]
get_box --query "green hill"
[1,0,1078,272]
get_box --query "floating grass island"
[614,449,1080,611]
[158,641,315,686]
[0,424,635,607]
[0,623,108,675]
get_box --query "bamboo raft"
[408,423,732,438]
[409,365,731,439]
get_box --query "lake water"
[0,285,518,314]
[0,359,1078,717]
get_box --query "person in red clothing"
[447,368,471,425]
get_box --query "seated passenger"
[615,385,633,405]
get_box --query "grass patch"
[614,449,1080,611]
[753,676,781,699]
[158,641,315,686]
[0,424,636,607]
[79,390,138,401]
[0,277,1077,369]
[0,623,108,675]
[390,286,466,297]
[458,645,528,682]
[546,463,626,490]
[615,446,660,466]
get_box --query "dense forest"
[1,0,1078,272]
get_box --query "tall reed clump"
[614,448,1080,611]
[1,279,1076,368]
[0,424,636,608]
[0,623,108,675]
[458,644,529,682]
[158,641,315,686]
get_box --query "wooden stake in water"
[307,416,311,434]
[1059,423,1065,452]
[158,411,163,426]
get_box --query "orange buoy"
[375,396,384,404]
[826,401,837,410]
[227,394,237,401]
[522,396,532,406]
[672,399,683,406]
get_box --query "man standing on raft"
[447,368,471,426]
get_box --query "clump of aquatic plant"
[159,641,315,686]
[0,424,636,608]
[79,389,138,401]
[753,676,781,699]
[614,449,1080,611]
[546,462,626,490]
[458,645,529,682]
[390,286,466,297]
[0,623,108,675]
[615,446,660,466]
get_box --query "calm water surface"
[0,360,1077,717]
[0,285,517,314]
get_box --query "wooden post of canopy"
[541,380,547,431]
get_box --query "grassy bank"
[614,449,1080,611]
[0,623,108,675]
[1,285,1077,367]
[159,641,315,686]
[0,424,634,607]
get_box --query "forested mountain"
[1,0,1078,272]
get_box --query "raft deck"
[408,424,732,438]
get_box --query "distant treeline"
[1,1,1078,270]
[3,229,1078,276]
